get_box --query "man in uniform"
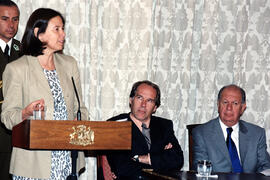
[0,1,21,179]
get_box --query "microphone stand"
[67,77,81,180]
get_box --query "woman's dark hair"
[129,80,161,108]
[21,8,65,56]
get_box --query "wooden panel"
[12,120,131,150]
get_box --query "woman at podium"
[1,8,89,179]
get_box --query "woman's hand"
[22,99,45,121]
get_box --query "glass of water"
[33,105,46,120]
[197,160,212,176]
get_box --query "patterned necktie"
[142,123,151,150]
[226,127,243,173]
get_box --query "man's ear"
[152,105,157,114]
[217,100,220,113]
[129,97,133,107]
[240,103,246,115]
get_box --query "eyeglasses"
[134,95,156,105]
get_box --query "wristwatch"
[133,155,139,162]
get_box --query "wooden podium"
[12,120,131,150]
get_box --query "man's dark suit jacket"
[0,39,21,180]
[107,113,184,179]
[192,118,270,173]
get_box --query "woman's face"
[38,16,65,53]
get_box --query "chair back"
[97,155,113,180]
[186,124,201,170]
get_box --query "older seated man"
[192,84,270,174]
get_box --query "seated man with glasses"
[107,80,184,180]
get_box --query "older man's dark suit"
[192,118,270,173]
[0,39,21,180]
[107,113,184,179]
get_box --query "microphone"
[67,77,81,180]
[71,77,81,121]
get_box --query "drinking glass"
[33,105,46,120]
[197,160,212,176]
